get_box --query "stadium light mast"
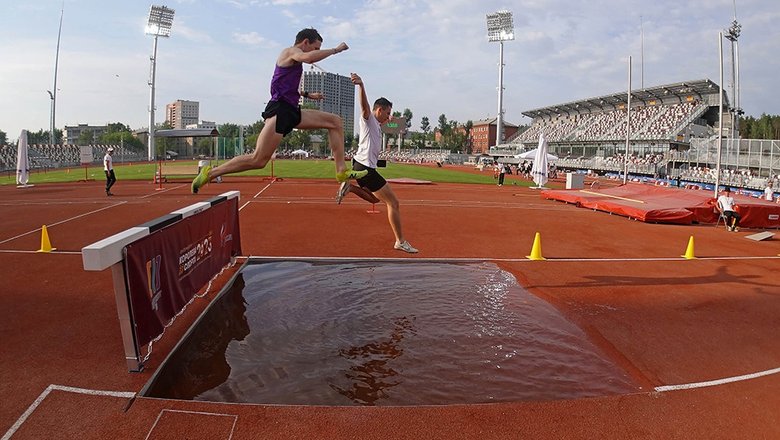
[486,10,514,148]
[725,3,742,141]
[623,56,632,185]
[145,5,175,161]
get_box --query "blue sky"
[1,0,778,141]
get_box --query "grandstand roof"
[153,128,219,138]
[522,79,726,119]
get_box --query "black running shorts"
[262,100,301,136]
[352,159,387,192]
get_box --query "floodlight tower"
[486,10,514,147]
[725,17,741,140]
[145,5,175,161]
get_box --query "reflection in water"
[145,262,639,405]
[144,274,250,399]
[331,317,416,405]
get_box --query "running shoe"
[394,241,419,253]
[336,168,368,182]
[336,181,350,204]
[191,165,212,194]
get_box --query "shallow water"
[145,261,637,406]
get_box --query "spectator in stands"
[763,181,774,202]
[104,147,116,196]
[336,72,417,254]
[191,28,366,193]
[716,187,741,232]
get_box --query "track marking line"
[2,385,135,440]
[0,201,127,246]
[654,366,780,392]
[244,255,780,263]
[140,184,186,198]
[579,189,646,203]
[0,250,81,255]
[238,182,276,211]
[145,409,238,440]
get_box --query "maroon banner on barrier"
[123,198,241,347]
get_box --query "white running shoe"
[336,181,350,204]
[394,241,418,253]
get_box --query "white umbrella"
[531,132,550,188]
[516,148,558,161]
[16,129,32,188]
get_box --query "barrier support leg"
[110,262,143,372]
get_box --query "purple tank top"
[269,63,303,107]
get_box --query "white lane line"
[145,409,238,440]
[245,255,780,263]
[0,202,127,245]
[239,183,275,211]
[140,184,186,198]
[655,367,780,392]
[0,250,81,255]
[2,385,135,440]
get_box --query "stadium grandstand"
[490,79,780,191]
[1,143,146,172]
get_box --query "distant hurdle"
[82,191,242,372]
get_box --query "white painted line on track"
[140,184,186,198]
[145,409,238,440]
[245,255,780,263]
[0,201,127,246]
[654,366,780,392]
[239,183,275,211]
[2,385,135,440]
[0,250,81,255]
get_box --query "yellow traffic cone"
[526,232,546,260]
[37,225,56,253]
[681,235,695,260]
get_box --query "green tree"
[100,131,144,151]
[154,121,174,157]
[77,130,95,145]
[464,120,474,154]
[403,108,413,132]
[0,130,6,146]
[420,116,430,148]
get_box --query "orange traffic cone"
[681,235,695,260]
[526,232,546,260]
[37,225,56,253]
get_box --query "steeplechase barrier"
[81,191,242,372]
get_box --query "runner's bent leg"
[298,109,345,174]
[209,117,284,179]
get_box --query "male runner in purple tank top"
[192,28,367,193]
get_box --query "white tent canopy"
[290,149,309,157]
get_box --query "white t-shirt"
[354,113,382,169]
[104,153,113,171]
[717,194,735,211]
[764,186,774,201]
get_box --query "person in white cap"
[104,147,116,196]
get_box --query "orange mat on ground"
[542,183,780,228]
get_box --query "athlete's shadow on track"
[534,266,776,290]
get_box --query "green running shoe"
[336,168,368,182]
[191,165,212,194]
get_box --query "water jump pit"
[142,260,638,406]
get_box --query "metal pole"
[496,41,505,146]
[148,35,159,161]
[715,33,724,197]
[51,4,64,145]
[623,56,632,185]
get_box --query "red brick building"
[469,118,518,154]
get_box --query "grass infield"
[3,159,533,187]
